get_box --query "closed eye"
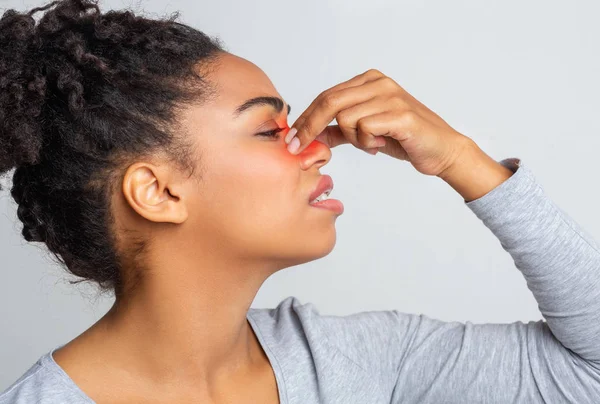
[256,128,286,139]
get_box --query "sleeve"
[317,158,600,404]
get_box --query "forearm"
[462,157,600,364]
[441,139,600,363]
[438,138,515,202]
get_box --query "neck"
[96,251,272,384]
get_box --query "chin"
[268,229,338,270]
[296,228,338,263]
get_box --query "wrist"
[437,138,514,202]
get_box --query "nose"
[296,138,332,171]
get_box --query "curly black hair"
[0,0,225,297]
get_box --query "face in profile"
[171,52,342,272]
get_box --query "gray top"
[2,157,600,403]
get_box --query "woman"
[1,0,599,403]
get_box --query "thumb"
[315,125,349,148]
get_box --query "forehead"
[207,53,281,108]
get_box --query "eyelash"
[257,128,286,139]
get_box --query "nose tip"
[300,137,331,169]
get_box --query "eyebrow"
[233,96,291,118]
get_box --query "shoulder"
[249,295,402,335]
[0,350,92,404]
[248,296,406,376]
[247,296,320,331]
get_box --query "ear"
[121,162,188,224]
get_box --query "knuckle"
[319,88,334,100]
[356,117,370,132]
[320,92,339,110]
[336,110,352,127]
[389,95,405,109]
[379,76,397,90]
[400,110,418,125]
[365,68,384,78]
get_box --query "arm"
[437,138,516,203]
[401,155,600,402]
[317,154,600,403]
[449,144,600,363]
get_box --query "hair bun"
[0,0,225,295]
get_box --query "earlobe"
[122,162,188,224]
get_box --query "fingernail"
[366,149,378,155]
[375,138,386,147]
[287,136,300,154]
[285,127,298,144]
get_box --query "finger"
[293,69,384,126]
[356,110,424,160]
[336,96,393,149]
[289,76,394,155]
[357,110,423,143]
[286,69,385,144]
[314,125,349,148]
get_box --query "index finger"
[285,69,385,146]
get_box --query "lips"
[308,175,334,203]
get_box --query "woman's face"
[178,52,341,270]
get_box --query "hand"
[286,69,474,177]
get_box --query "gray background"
[2,0,599,390]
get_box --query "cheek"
[205,149,300,225]
[199,151,302,254]
[241,153,298,210]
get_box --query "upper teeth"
[311,189,331,203]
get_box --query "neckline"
[42,342,93,403]
[247,308,288,404]
[42,310,288,404]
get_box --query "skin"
[283,68,514,202]
[51,53,514,403]
[52,52,335,403]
